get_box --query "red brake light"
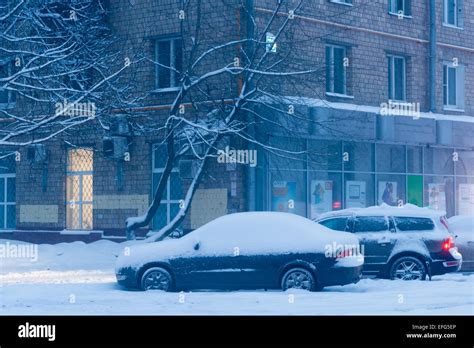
[442,237,454,251]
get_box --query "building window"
[0,154,16,230]
[326,45,348,96]
[443,63,465,110]
[407,146,423,174]
[424,147,454,175]
[389,0,412,16]
[266,32,277,53]
[308,140,342,171]
[388,55,406,101]
[377,174,406,206]
[66,148,93,230]
[152,144,182,231]
[377,144,406,173]
[344,173,375,209]
[329,0,353,5]
[443,0,463,28]
[271,170,307,217]
[424,176,455,217]
[308,172,343,217]
[0,62,16,108]
[343,142,375,172]
[155,37,183,90]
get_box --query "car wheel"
[281,267,317,291]
[140,267,173,291]
[390,256,426,281]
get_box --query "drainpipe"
[245,0,256,212]
[429,0,437,112]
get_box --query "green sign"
[407,175,423,207]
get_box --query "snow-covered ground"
[1,239,473,315]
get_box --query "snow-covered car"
[115,212,363,291]
[315,204,462,280]
[448,215,474,272]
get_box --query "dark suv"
[315,206,463,280]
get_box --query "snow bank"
[448,215,474,245]
[0,239,135,274]
[116,212,360,270]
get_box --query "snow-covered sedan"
[315,204,463,280]
[448,215,474,272]
[115,212,363,291]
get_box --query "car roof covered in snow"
[315,204,446,220]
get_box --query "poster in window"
[378,181,398,206]
[345,181,366,208]
[428,183,446,211]
[272,181,296,213]
[310,180,333,218]
[458,184,474,215]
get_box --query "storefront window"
[455,150,474,176]
[268,137,306,170]
[424,147,454,175]
[377,144,405,173]
[343,142,374,172]
[407,146,423,174]
[407,175,423,207]
[424,176,454,217]
[456,177,474,215]
[270,170,306,217]
[344,173,375,208]
[307,140,342,171]
[377,174,406,206]
[308,172,342,218]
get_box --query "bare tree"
[124,0,364,241]
[0,0,131,148]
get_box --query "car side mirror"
[194,241,200,251]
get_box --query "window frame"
[388,55,407,102]
[326,44,349,97]
[329,0,353,6]
[151,144,182,231]
[388,0,412,18]
[443,62,465,111]
[66,148,94,230]
[154,37,182,92]
[0,61,16,109]
[443,0,463,28]
[265,32,277,53]
[0,173,16,231]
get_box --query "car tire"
[390,256,427,281]
[281,267,319,291]
[140,267,173,291]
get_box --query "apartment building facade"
[0,0,473,243]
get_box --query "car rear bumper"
[430,248,463,276]
[320,264,363,287]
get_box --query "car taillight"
[442,237,454,251]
